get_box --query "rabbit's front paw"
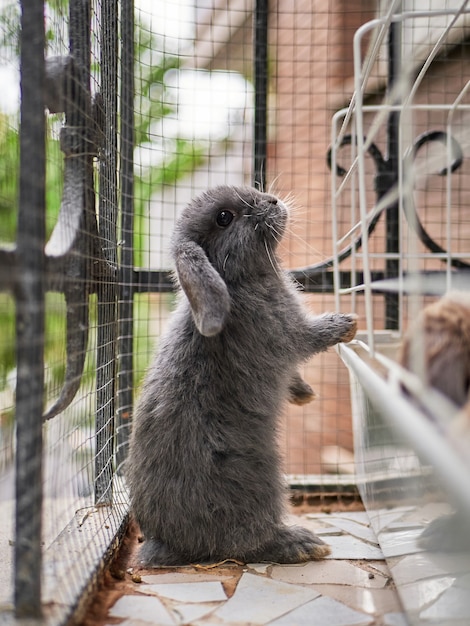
[288,374,316,406]
[338,313,358,343]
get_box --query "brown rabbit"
[399,291,470,551]
[399,291,470,407]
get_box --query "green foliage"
[0,294,14,392]
[133,140,206,266]
[0,5,207,405]
[0,118,63,245]
[0,1,19,58]
[0,116,18,242]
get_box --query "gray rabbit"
[126,185,357,566]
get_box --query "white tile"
[321,518,379,544]
[286,516,341,536]
[105,617,171,626]
[141,581,227,603]
[400,502,452,525]
[310,585,403,615]
[141,572,231,584]
[420,585,470,620]
[172,602,220,623]
[268,595,374,626]
[306,511,370,525]
[390,553,448,585]
[379,528,424,558]
[212,572,319,624]
[367,508,413,533]
[383,612,410,626]
[108,595,177,625]
[271,560,388,588]
[455,573,470,589]
[399,577,455,612]
[324,535,384,560]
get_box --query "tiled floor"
[104,510,407,626]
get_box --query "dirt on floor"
[80,496,364,626]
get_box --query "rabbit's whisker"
[264,240,282,279]
[267,173,283,195]
[223,254,229,272]
[266,223,282,246]
[234,188,255,210]
[283,224,328,262]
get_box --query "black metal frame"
[5,0,468,617]
[15,0,46,615]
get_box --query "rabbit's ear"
[174,241,231,337]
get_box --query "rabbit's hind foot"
[250,525,331,564]
[138,538,188,567]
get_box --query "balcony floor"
[87,506,408,626]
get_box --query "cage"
[330,0,470,622]
[1,0,470,624]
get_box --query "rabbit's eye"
[216,210,234,228]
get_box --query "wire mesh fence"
[2,0,369,618]
[5,0,470,622]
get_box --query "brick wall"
[269,0,376,474]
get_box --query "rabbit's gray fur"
[127,185,357,566]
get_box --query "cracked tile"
[172,602,220,623]
[399,576,455,612]
[108,594,177,625]
[141,572,232,584]
[306,511,371,525]
[379,528,424,558]
[324,535,384,560]
[270,560,388,588]
[367,508,413,532]
[285,516,342,536]
[268,595,374,626]
[321,518,379,544]
[419,584,470,620]
[108,621,172,626]
[139,581,227,602]
[212,572,320,624]
[399,503,452,525]
[383,612,410,626]
[390,553,448,585]
[311,585,403,615]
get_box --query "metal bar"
[132,269,174,293]
[14,0,46,616]
[95,0,118,504]
[339,342,470,519]
[384,21,401,329]
[117,0,135,472]
[253,0,268,189]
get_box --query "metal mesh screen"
[0,0,394,620]
[130,1,373,480]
